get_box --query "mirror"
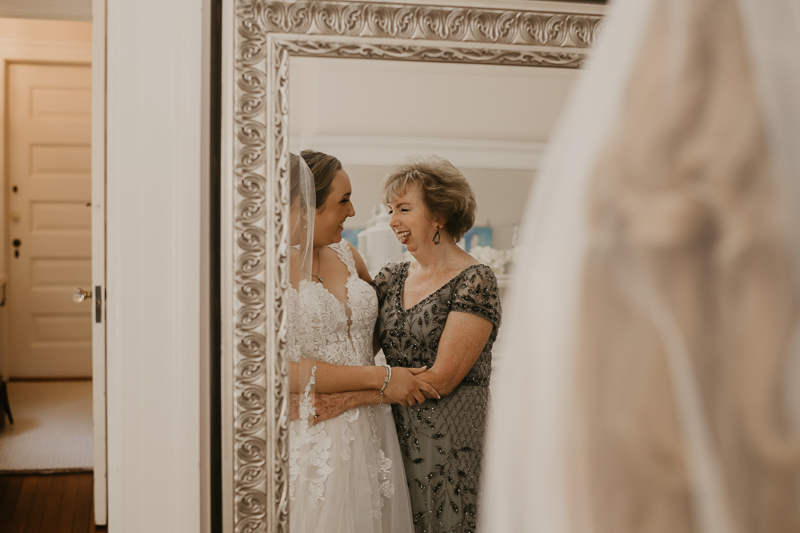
[287,57,579,373]
[285,56,580,529]
[222,2,604,531]
[289,56,576,270]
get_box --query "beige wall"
[0,18,91,40]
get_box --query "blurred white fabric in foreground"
[482,0,800,531]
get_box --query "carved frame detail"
[229,1,603,531]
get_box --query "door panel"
[31,201,92,229]
[30,144,92,169]
[7,62,92,378]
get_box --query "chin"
[331,233,343,243]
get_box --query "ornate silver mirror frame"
[220,1,605,531]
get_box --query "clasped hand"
[383,366,439,407]
[288,366,441,424]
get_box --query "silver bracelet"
[380,364,392,393]
[379,364,392,406]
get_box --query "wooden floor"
[0,473,106,533]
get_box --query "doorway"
[0,16,106,529]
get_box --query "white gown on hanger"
[288,240,413,533]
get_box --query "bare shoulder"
[346,240,372,283]
[345,240,365,266]
[457,247,480,270]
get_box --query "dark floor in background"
[0,473,106,533]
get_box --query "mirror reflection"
[285,58,576,532]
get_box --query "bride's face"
[314,169,355,247]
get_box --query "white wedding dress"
[288,240,413,533]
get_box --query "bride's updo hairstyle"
[301,149,342,210]
[382,156,476,242]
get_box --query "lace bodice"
[286,241,413,532]
[287,240,378,367]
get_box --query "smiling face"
[314,169,355,247]
[387,184,442,252]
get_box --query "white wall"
[106,0,206,530]
[287,57,577,249]
[288,57,575,142]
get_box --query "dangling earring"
[432,225,441,245]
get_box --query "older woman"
[314,157,501,532]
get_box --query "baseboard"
[0,467,93,475]
[9,377,92,382]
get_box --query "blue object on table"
[341,228,363,247]
[463,227,492,252]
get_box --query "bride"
[287,150,437,533]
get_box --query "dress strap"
[330,240,358,278]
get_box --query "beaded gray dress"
[373,262,501,533]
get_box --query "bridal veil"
[482,0,800,531]
[289,153,318,423]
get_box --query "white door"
[6,62,92,378]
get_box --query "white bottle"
[361,205,403,274]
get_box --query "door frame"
[91,0,108,525]
[0,20,108,526]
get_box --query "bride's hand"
[384,366,440,407]
[311,392,354,425]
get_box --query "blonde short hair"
[382,156,476,241]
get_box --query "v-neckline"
[294,241,355,308]
[295,240,359,328]
[396,261,481,315]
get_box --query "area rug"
[0,381,93,473]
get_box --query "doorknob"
[73,287,92,303]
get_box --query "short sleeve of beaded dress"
[373,262,501,533]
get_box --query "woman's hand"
[310,392,360,425]
[293,392,355,424]
[384,366,440,407]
